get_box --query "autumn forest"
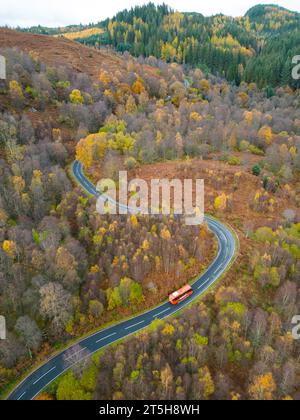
[0,2,299,401]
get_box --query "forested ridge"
[19,3,300,89]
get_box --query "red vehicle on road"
[169,285,193,305]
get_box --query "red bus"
[169,285,193,305]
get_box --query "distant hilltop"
[8,3,300,89]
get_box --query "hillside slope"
[0,28,123,79]
[16,3,300,89]
[246,4,300,33]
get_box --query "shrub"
[25,86,38,99]
[254,227,275,243]
[125,157,138,170]
[249,145,265,156]
[239,140,250,151]
[227,156,241,166]
[252,165,261,177]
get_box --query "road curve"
[8,160,237,400]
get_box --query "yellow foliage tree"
[161,227,171,241]
[231,392,241,400]
[125,95,137,113]
[175,132,184,156]
[142,240,150,251]
[99,71,111,86]
[162,324,175,336]
[9,80,24,102]
[3,240,17,258]
[244,111,253,124]
[70,89,84,105]
[249,372,276,400]
[132,79,145,95]
[190,112,202,122]
[238,92,249,107]
[108,131,135,155]
[52,128,62,142]
[161,43,177,62]
[76,133,107,169]
[214,193,227,211]
[155,256,161,271]
[290,146,296,158]
[258,126,273,145]
[199,367,215,399]
[12,176,25,194]
[104,89,113,98]
[130,215,138,228]
[90,265,100,274]
[199,79,210,94]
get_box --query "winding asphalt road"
[8,160,237,400]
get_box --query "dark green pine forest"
[105,3,300,89]
[20,3,300,89]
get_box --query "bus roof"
[169,285,192,300]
